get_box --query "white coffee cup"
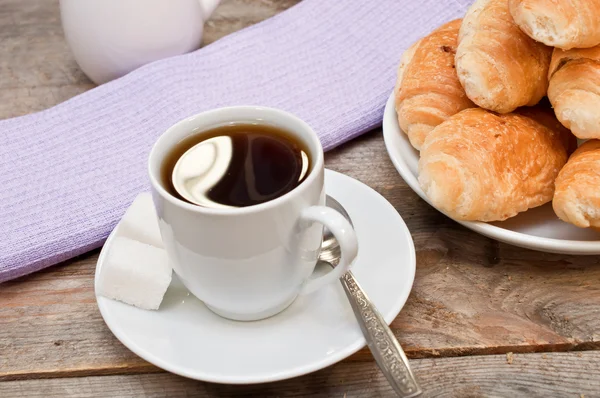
[148,106,358,321]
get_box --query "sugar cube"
[97,236,172,310]
[119,192,164,248]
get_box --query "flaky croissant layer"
[553,140,600,229]
[548,46,600,139]
[395,19,474,151]
[509,0,600,50]
[456,0,552,114]
[418,107,574,222]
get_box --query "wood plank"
[2,0,600,384]
[0,0,93,118]
[1,352,599,397]
[2,132,600,380]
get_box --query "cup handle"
[299,206,358,295]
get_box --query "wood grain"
[1,352,599,397]
[2,133,600,380]
[0,0,93,118]
[2,0,600,394]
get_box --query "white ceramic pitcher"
[60,0,221,85]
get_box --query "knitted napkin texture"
[0,0,469,282]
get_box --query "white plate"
[382,92,600,255]
[95,169,416,384]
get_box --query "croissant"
[456,0,552,114]
[553,140,600,229]
[394,19,475,150]
[418,107,574,222]
[548,46,600,140]
[509,0,600,50]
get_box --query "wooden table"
[1,1,599,396]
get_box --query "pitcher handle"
[198,0,221,20]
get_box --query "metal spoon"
[321,196,422,398]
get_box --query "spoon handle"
[340,271,422,398]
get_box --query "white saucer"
[95,169,416,384]
[382,92,600,255]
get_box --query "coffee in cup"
[161,123,311,209]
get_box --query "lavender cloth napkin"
[0,0,469,283]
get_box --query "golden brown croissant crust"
[509,0,600,50]
[394,19,475,150]
[553,140,600,229]
[418,107,572,222]
[456,0,552,114]
[548,47,600,139]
